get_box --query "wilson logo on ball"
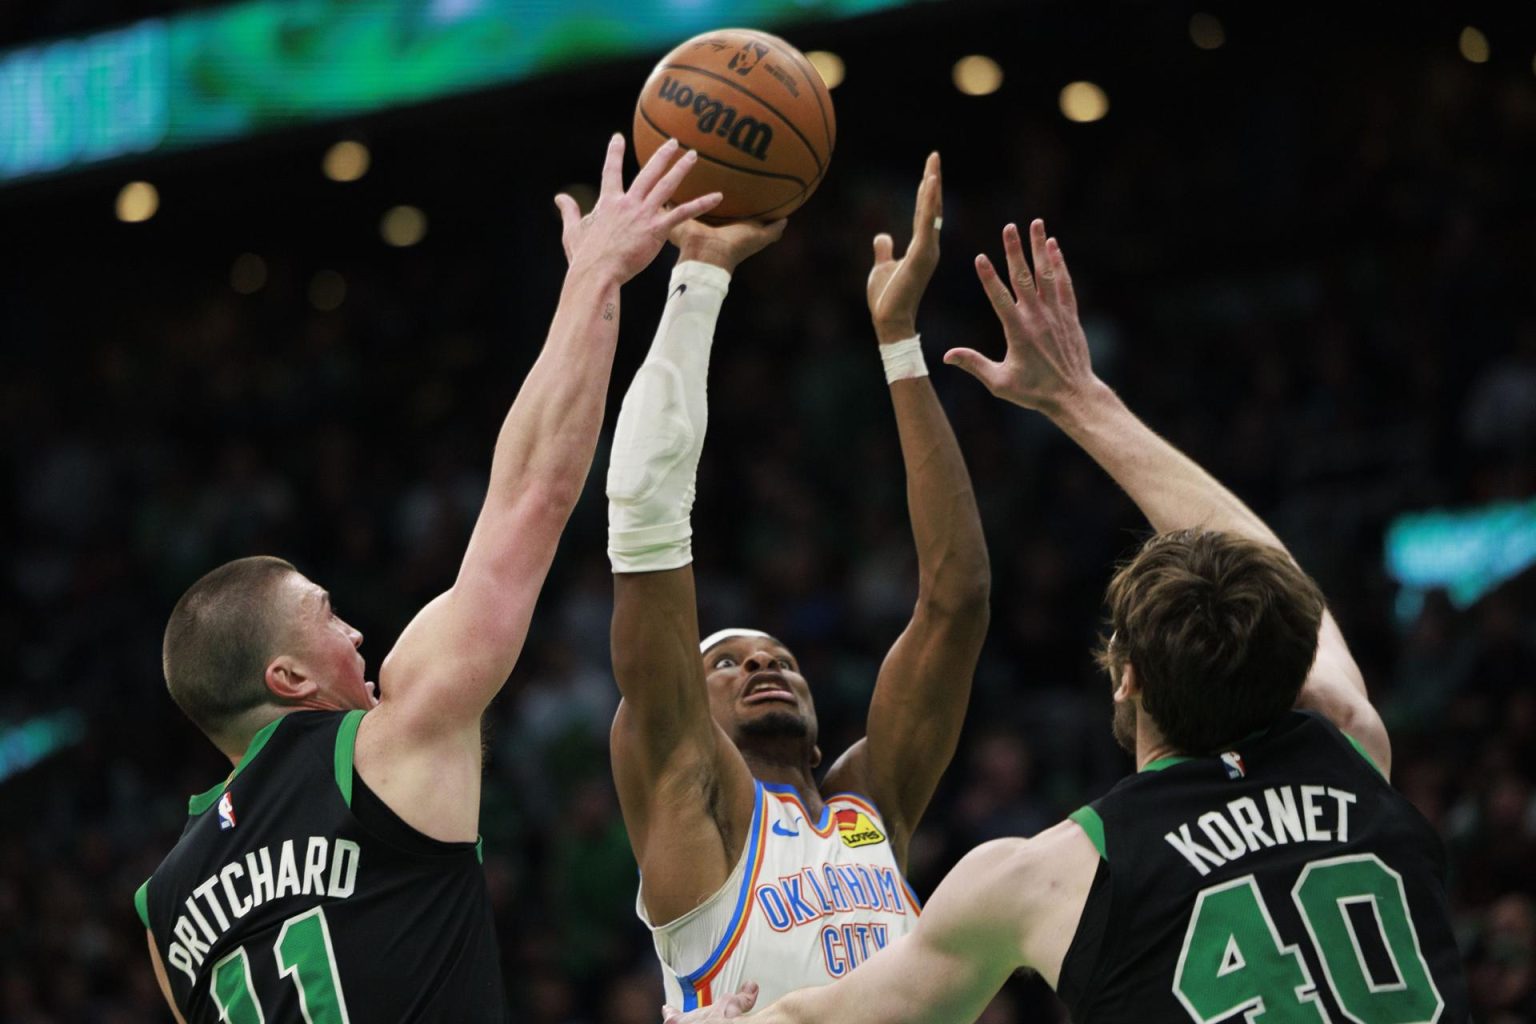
[656,76,774,161]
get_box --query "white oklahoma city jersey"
[639,780,923,1011]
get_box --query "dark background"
[3,1,1535,1020]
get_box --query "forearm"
[485,269,623,509]
[1053,382,1376,709]
[889,379,990,609]
[1051,381,1284,549]
[607,261,730,573]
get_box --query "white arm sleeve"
[606,260,730,574]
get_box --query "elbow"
[917,569,992,625]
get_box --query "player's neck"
[216,708,287,767]
[1133,716,1184,772]
[741,751,822,814]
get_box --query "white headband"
[699,628,772,654]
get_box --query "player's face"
[702,636,818,749]
[285,576,378,711]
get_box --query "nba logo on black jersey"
[217,791,236,830]
[1219,751,1246,779]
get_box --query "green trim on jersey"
[475,837,484,864]
[1070,806,1108,859]
[1342,730,1386,778]
[1140,755,1194,773]
[188,716,285,816]
[134,878,150,928]
[334,709,366,807]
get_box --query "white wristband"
[880,335,928,383]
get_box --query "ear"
[810,745,823,770]
[265,655,317,702]
[1114,662,1140,703]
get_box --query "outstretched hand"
[670,217,788,274]
[867,151,943,344]
[555,135,723,284]
[944,219,1098,415]
[662,981,760,1023]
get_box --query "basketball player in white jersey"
[664,221,1453,1024]
[605,153,990,1012]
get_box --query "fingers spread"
[600,133,625,197]
[553,193,581,230]
[1048,236,1078,312]
[633,138,683,200]
[942,346,998,390]
[975,253,1017,316]
[1029,218,1054,293]
[1002,223,1032,301]
[648,146,699,207]
[662,191,723,229]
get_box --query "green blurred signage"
[1385,497,1536,621]
[0,0,912,184]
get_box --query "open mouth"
[741,672,796,706]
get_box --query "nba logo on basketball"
[1220,752,1246,780]
[218,791,237,830]
[728,42,768,76]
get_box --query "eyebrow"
[704,639,793,662]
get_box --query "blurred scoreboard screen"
[0,0,917,185]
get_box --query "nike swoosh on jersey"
[771,821,799,837]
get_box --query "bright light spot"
[230,253,268,295]
[309,270,347,311]
[1189,12,1225,50]
[116,181,158,223]
[1059,81,1109,123]
[953,55,1003,97]
[805,50,845,89]
[380,205,428,247]
[1459,26,1489,63]
[323,140,371,182]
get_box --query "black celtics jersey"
[1058,711,1468,1024]
[135,710,510,1022]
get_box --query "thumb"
[943,347,997,388]
[872,232,895,265]
[553,193,581,231]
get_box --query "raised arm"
[823,154,990,862]
[357,137,721,842]
[607,219,786,924]
[945,219,1389,775]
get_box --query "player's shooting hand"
[670,217,788,273]
[662,981,760,1023]
[944,219,1098,415]
[867,151,942,345]
[555,135,724,285]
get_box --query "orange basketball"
[633,28,836,223]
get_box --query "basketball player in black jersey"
[134,136,724,1023]
[671,219,1469,1023]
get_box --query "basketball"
[633,28,836,223]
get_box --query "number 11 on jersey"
[212,906,352,1023]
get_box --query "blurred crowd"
[3,3,1535,1021]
